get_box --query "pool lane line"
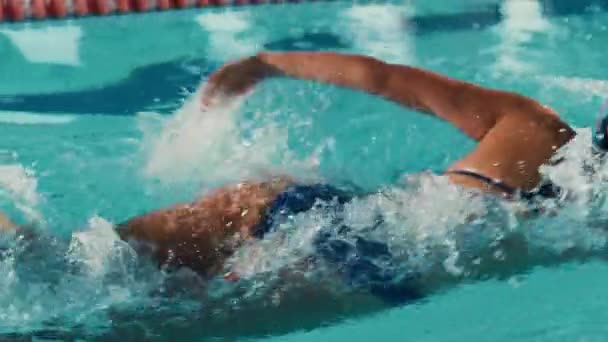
[0,0,325,21]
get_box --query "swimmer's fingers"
[202,56,276,106]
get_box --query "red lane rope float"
[31,0,48,19]
[115,0,130,13]
[133,0,147,11]
[6,0,26,21]
[49,0,68,17]
[157,0,172,10]
[0,0,299,21]
[73,0,89,16]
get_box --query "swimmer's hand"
[0,212,17,234]
[202,55,278,106]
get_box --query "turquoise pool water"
[2,0,608,340]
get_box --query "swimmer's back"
[116,178,292,277]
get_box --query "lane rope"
[0,0,316,21]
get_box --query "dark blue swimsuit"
[255,173,561,305]
[255,184,423,306]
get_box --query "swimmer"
[1,52,604,334]
[121,51,574,269]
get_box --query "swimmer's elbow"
[502,92,575,140]
[504,93,569,126]
[503,92,554,117]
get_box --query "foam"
[195,11,263,61]
[0,162,43,224]
[0,215,153,334]
[344,4,416,64]
[493,0,553,73]
[541,75,608,98]
[67,216,127,276]
[0,25,82,66]
[0,111,77,125]
[138,92,320,188]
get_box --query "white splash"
[493,0,553,74]
[541,128,597,200]
[0,162,43,224]
[343,4,416,64]
[0,215,147,335]
[0,25,82,66]
[67,216,126,276]
[196,11,263,61]
[540,76,608,100]
[0,111,77,125]
[138,93,306,186]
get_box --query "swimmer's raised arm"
[203,51,558,140]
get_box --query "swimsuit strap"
[444,170,518,196]
[445,169,561,200]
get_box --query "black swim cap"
[594,116,608,151]
[593,102,608,151]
